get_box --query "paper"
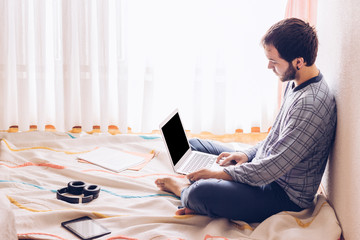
[125,150,155,171]
[77,147,145,173]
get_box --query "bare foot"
[175,207,196,215]
[155,177,189,197]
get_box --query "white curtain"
[0,0,287,134]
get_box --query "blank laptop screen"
[161,112,190,165]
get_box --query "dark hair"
[262,18,318,66]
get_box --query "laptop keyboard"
[182,154,216,173]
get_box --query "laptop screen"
[161,112,190,165]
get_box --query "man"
[155,18,337,223]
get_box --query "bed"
[0,131,342,240]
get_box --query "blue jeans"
[181,138,303,222]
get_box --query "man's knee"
[188,138,202,151]
[183,179,222,215]
[187,179,215,200]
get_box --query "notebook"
[77,147,145,173]
[159,109,224,175]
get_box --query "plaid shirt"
[224,73,337,208]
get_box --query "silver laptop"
[159,109,223,175]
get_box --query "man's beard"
[280,63,297,82]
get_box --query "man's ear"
[294,57,305,70]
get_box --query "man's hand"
[216,152,248,166]
[186,169,232,182]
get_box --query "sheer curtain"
[126,0,286,134]
[286,0,317,25]
[0,0,126,133]
[0,0,287,134]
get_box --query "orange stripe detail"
[45,125,56,131]
[18,232,67,240]
[0,162,66,169]
[204,234,229,240]
[109,125,121,135]
[235,129,243,133]
[284,201,328,228]
[251,127,260,133]
[92,125,102,133]
[106,235,139,240]
[70,125,82,133]
[8,125,18,133]
[8,196,123,218]
[1,138,91,155]
[231,221,254,231]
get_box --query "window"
[0,0,287,134]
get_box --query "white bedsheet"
[0,131,342,240]
[0,192,17,240]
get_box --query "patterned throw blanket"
[0,131,341,240]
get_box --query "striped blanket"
[0,131,341,240]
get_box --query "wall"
[317,0,360,239]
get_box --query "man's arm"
[186,168,233,182]
[224,103,325,186]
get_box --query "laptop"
[159,109,224,175]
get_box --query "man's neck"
[293,65,319,87]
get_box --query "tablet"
[61,216,111,240]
